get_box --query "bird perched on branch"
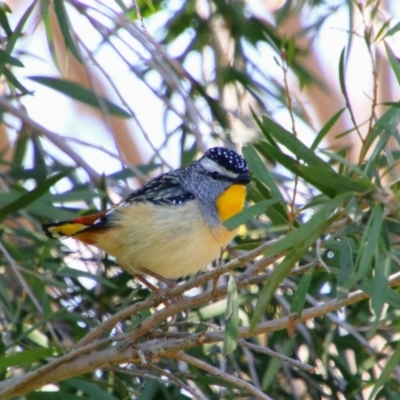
[42,147,250,280]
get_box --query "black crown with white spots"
[203,147,248,174]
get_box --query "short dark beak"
[233,172,251,185]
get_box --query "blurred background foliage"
[0,0,400,398]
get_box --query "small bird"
[42,147,250,280]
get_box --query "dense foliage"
[0,0,399,399]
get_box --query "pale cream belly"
[95,201,237,279]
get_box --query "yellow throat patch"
[216,184,246,222]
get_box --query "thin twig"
[174,352,273,400]
[147,362,203,400]
[239,340,315,374]
[0,97,101,183]
[2,271,400,398]
[0,240,61,346]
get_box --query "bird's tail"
[42,210,108,245]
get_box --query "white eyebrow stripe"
[199,158,238,178]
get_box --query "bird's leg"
[134,274,160,293]
[139,267,178,288]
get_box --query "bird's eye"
[210,171,221,180]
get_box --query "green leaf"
[338,47,348,99]
[12,131,29,167]
[286,36,295,66]
[143,0,156,12]
[375,20,390,42]
[250,194,349,333]
[368,341,400,400]
[385,42,400,86]
[3,67,31,94]
[290,263,315,316]
[298,165,373,194]
[112,373,131,400]
[246,182,289,226]
[0,49,23,67]
[43,263,116,289]
[264,194,350,259]
[0,0,35,76]
[0,170,70,222]
[224,199,278,231]
[39,0,59,70]
[223,275,239,355]
[262,339,294,390]
[0,347,56,372]
[319,149,369,178]
[53,0,82,62]
[336,238,354,299]
[0,8,12,39]
[28,76,132,118]
[257,141,370,197]
[0,2,11,12]
[261,116,334,170]
[370,246,390,320]
[32,136,47,182]
[311,108,345,150]
[250,107,278,147]
[242,145,284,201]
[386,21,400,37]
[353,204,384,282]
[364,107,400,175]
[360,281,400,310]
[65,378,119,400]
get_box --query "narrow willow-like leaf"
[3,68,31,94]
[298,165,373,194]
[29,76,131,118]
[65,378,119,400]
[53,0,82,62]
[290,263,315,316]
[256,142,335,198]
[353,204,384,282]
[0,8,12,38]
[143,0,156,12]
[0,49,23,67]
[359,281,400,310]
[12,131,29,167]
[262,340,294,390]
[319,149,369,179]
[386,21,400,37]
[0,171,70,222]
[243,145,284,201]
[224,199,278,231]
[368,342,400,400]
[375,20,390,42]
[364,107,400,165]
[250,194,348,333]
[39,0,59,70]
[262,193,351,259]
[385,42,400,86]
[338,47,347,98]
[0,348,56,372]
[0,1,35,76]
[311,108,345,150]
[252,178,291,226]
[371,246,390,320]
[262,116,334,170]
[223,275,239,355]
[44,264,116,289]
[336,238,354,299]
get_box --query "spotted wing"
[122,170,195,206]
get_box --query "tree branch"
[2,271,400,398]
